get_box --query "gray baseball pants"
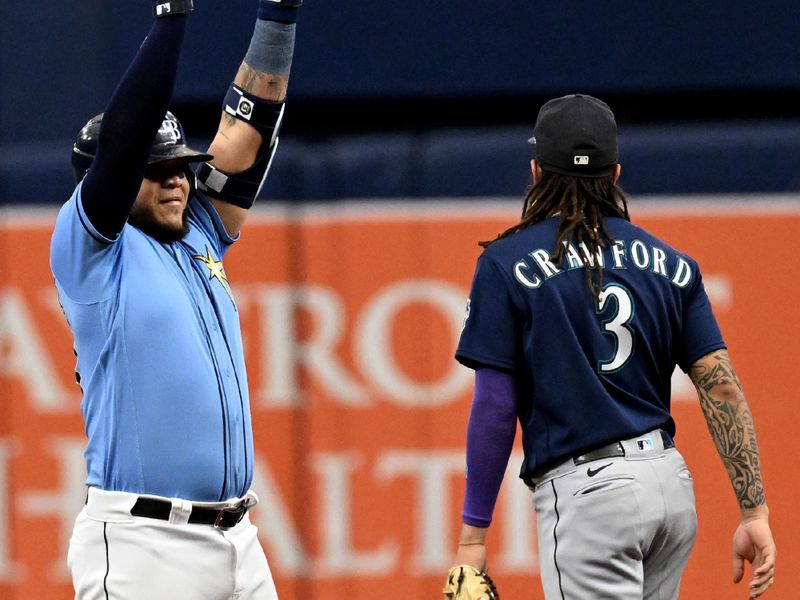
[531,429,697,599]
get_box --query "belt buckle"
[213,500,247,530]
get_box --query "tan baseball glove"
[442,565,500,599]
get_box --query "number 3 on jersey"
[596,284,635,373]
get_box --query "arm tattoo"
[237,62,260,92]
[689,350,766,510]
[238,62,287,97]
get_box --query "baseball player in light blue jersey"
[50,1,302,598]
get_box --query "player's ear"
[612,163,622,183]
[531,159,542,183]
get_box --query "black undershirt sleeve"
[81,16,187,240]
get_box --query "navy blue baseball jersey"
[456,215,726,477]
[50,182,253,502]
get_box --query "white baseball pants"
[68,487,279,600]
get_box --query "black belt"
[573,429,674,466]
[526,429,675,485]
[130,497,251,529]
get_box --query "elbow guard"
[196,84,285,209]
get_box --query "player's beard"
[128,204,189,243]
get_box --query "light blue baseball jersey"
[50,182,253,502]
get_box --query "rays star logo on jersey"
[193,247,233,300]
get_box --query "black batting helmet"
[71,111,213,184]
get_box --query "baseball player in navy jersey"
[50,1,301,597]
[444,95,776,599]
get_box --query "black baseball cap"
[528,94,618,178]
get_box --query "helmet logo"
[158,118,182,145]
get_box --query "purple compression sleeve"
[462,368,517,528]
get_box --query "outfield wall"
[0,197,797,599]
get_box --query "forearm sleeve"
[462,368,518,528]
[81,15,188,239]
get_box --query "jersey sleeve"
[456,255,523,371]
[50,182,123,304]
[187,191,240,259]
[677,261,727,372]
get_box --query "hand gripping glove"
[442,565,500,600]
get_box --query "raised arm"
[688,349,776,598]
[197,0,301,237]
[80,1,192,240]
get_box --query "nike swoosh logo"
[587,462,613,477]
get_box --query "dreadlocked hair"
[480,169,630,301]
